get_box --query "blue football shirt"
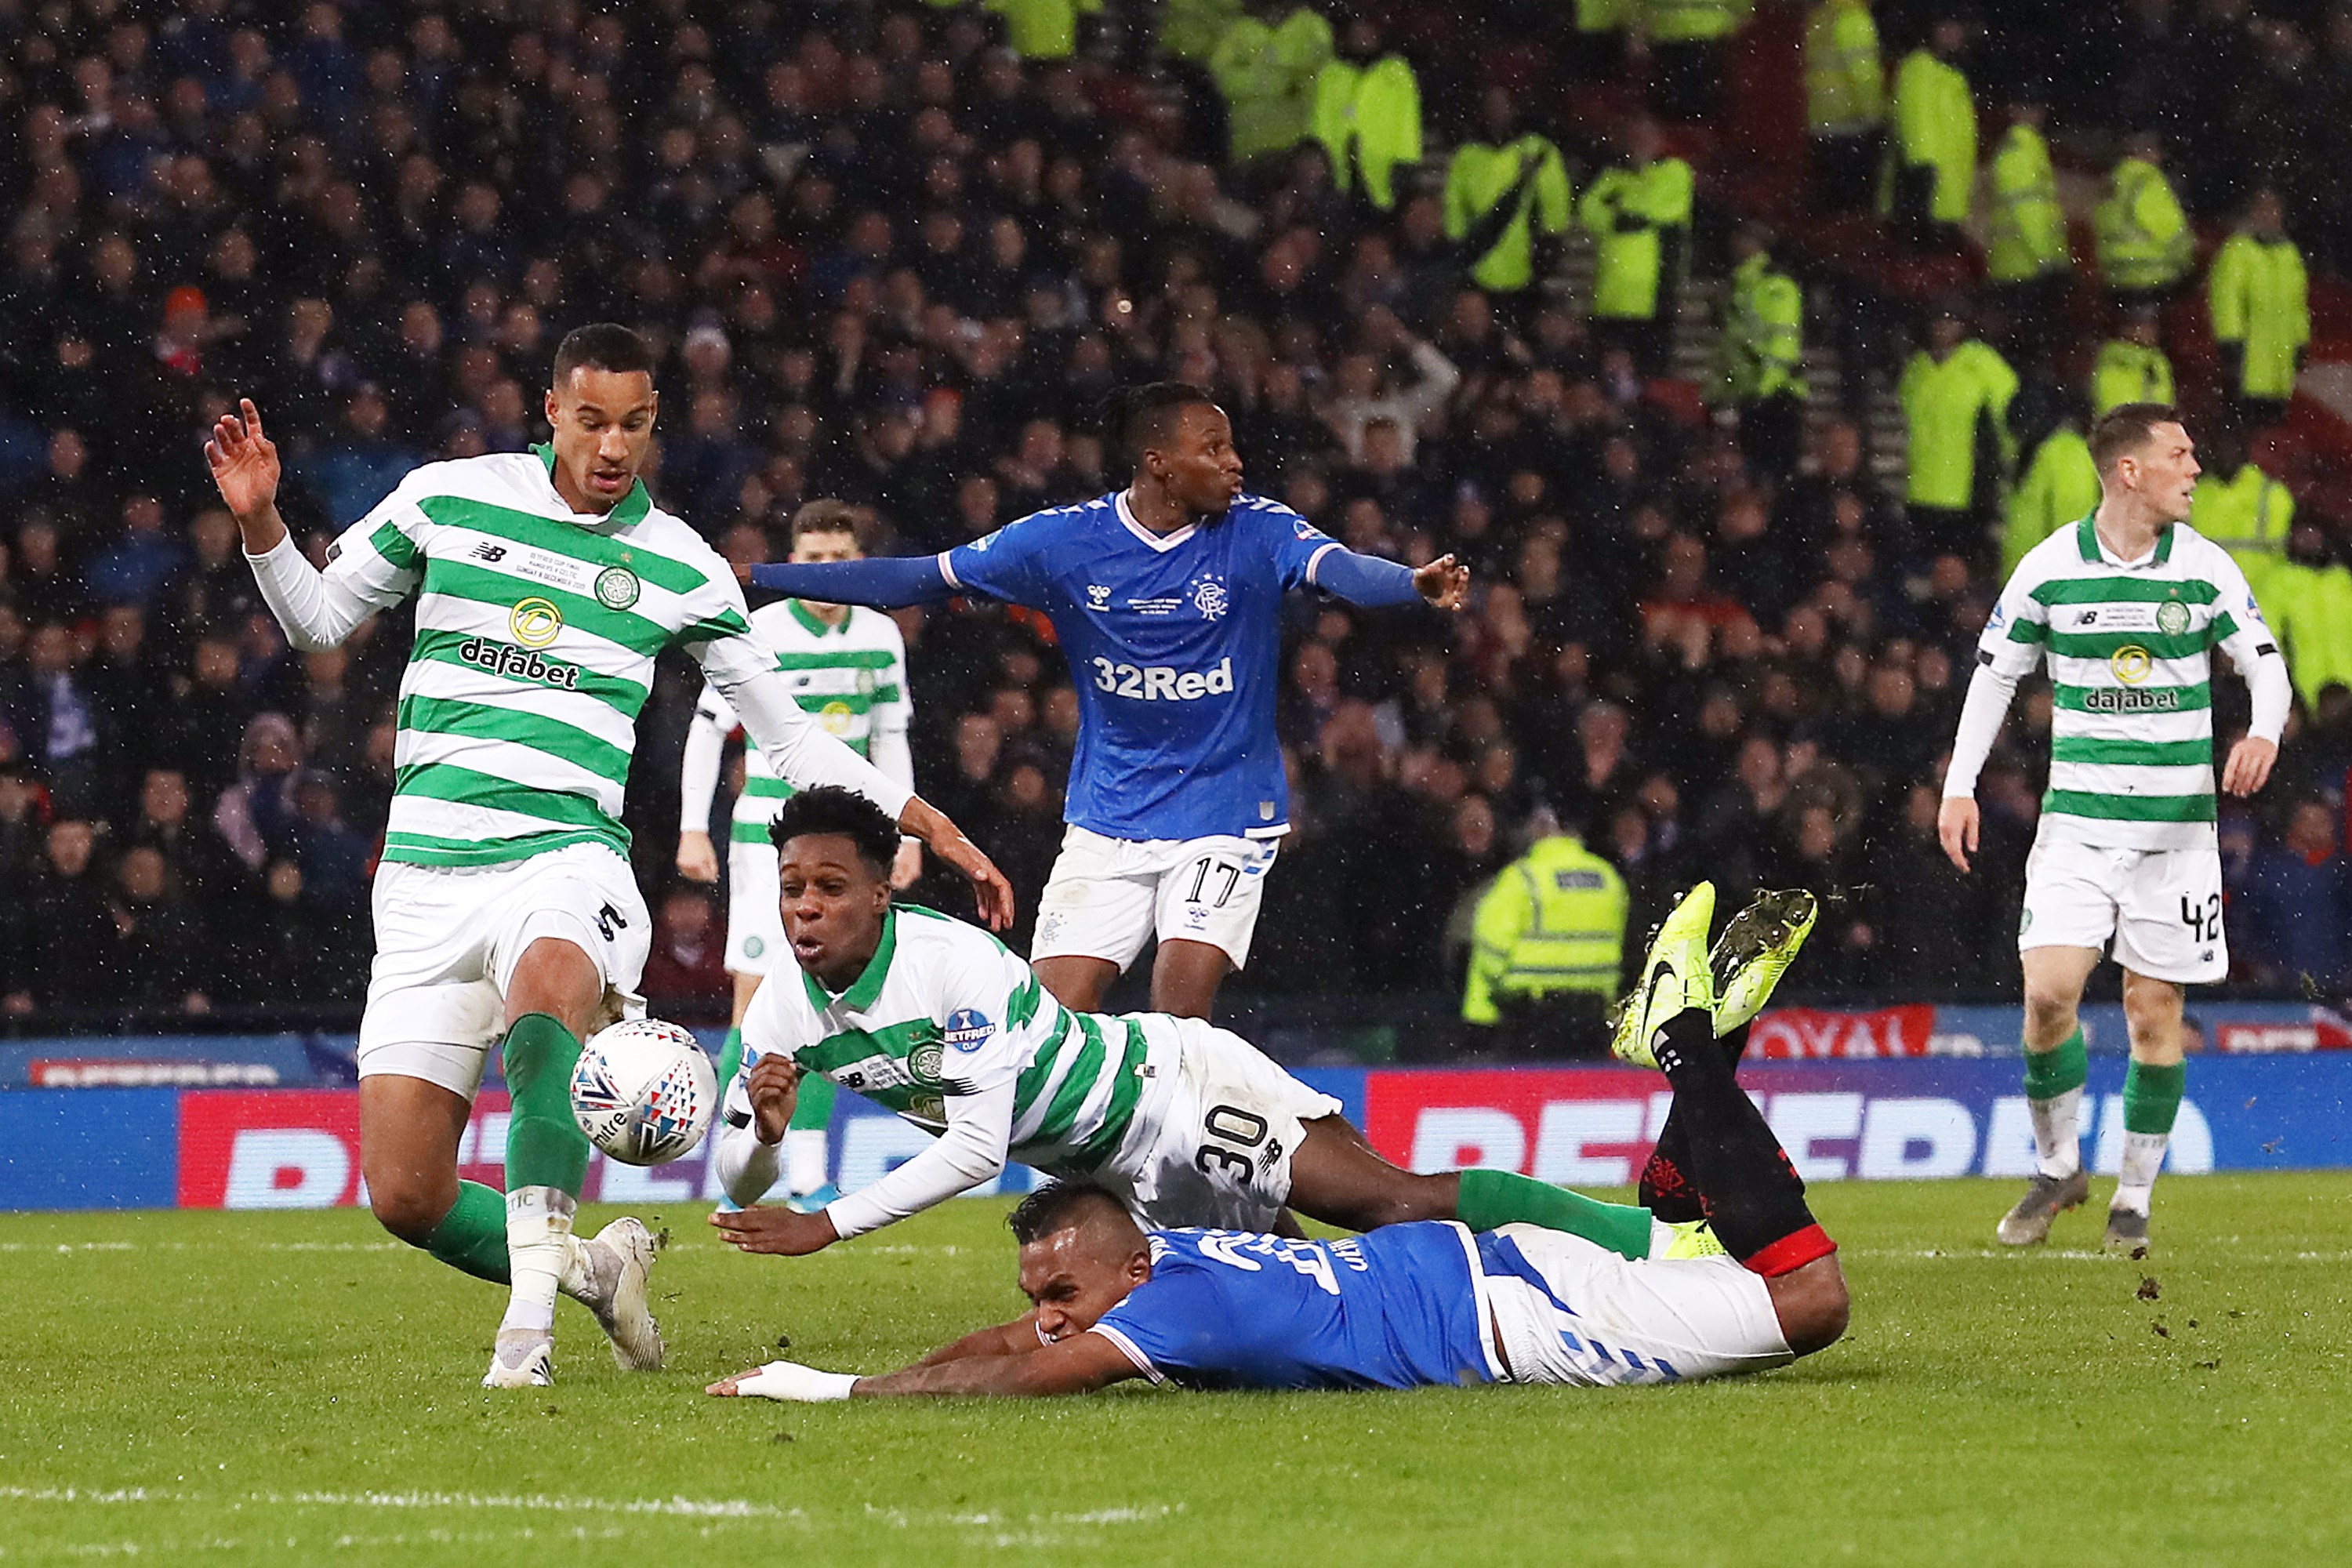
[1087,1222,1500,1391]
[940,491,1341,842]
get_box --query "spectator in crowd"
[2238,799,2352,993]
[1443,91,1572,298]
[640,886,732,1020]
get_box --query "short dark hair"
[1108,381,1218,472]
[766,785,898,875]
[2089,402,2183,475]
[1007,1180,1131,1246]
[789,498,860,543]
[551,323,655,388]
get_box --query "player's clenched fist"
[745,1053,802,1145]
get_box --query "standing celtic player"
[677,499,921,1210]
[205,325,1011,1388]
[1939,404,2288,1255]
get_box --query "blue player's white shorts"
[1031,826,1281,971]
[357,844,650,1098]
[2019,833,2227,985]
[1479,1224,1793,1386]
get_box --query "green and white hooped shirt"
[690,599,910,846]
[736,905,1172,1199]
[1980,516,2275,851]
[321,448,775,866]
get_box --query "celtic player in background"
[1939,404,2288,1255]
[205,325,1011,1388]
[678,499,922,1212]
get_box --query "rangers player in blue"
[746,382,1469,1020]
[706,886,1850,1400]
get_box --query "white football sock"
[785,1129,829,1196]
[2029,1087,2083,1179]
[501,1185,577,1336]
[2112,1131,2169,1215]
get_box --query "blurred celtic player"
[205,325,1011,1388]
[678,499,923,1212]
[704,788,1817,1269]
[1939,404,2288,1255]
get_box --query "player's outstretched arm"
[746,554,956,608]
[706,1334,1138,1401]
[1306,547,1469,610]
[909,1312,1047,1368]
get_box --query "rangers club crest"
[1192,575,1229,621]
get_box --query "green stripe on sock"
[1454,1168,1654,1261]
[420,1179,510,1284]
[2023,1029,2089,1100]
[789,1070,837,1131]
[503,1012,589,1196]
[2123,1059,2187,1135]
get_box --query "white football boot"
[561,1217,665,1371]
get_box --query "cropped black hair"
[1105,381,1218,473]
[1007,1180,1133,1246]
[551,322,655,388]
[766,785,899,877]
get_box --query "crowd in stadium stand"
[4,0,2352,1036]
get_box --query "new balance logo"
[471,543,509,562]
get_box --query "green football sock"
[788,1067,837,1131]
[419,1179,510,1284]
[717,1025,745,1095]
[503,1012,590,1196]
[1455,1168,1655,1261]
[2022,1027,2089,1099]
[2122,1059,2187,1135]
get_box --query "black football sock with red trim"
[1638,1020,1754,1223]
[1650,1011,1835,1276]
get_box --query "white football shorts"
[1479,1223,1794,1386]
[1094,1014,1341,1233]
[1030,826,1281,971]
[725,837,784,977]
[358,843,652,1098]
[2018,833,2227,985]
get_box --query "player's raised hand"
[710,1203,840,1257]
[676,829,720,884]
[1936,795,1980,873]
[205,398,281,524]
[899,797,1017,931]
[745,1052,801,1145]
[2222,735,2278,797]
[1414,554,1470,611]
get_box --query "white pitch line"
[0,1486,798,1521]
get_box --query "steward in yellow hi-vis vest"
[2208,187,2309,430]
[2095,132,2191,306]
[1464,830,1627,1059]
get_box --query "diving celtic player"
[1939,403,2288,1255]
[706,788,1816,1265]
[205,325,1013,1388]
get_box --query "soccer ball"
[569,1018,719,1167]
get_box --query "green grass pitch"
[3,1174,2349,1566]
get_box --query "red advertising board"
[178,1091,514,1209]
[1747,1006,1936,1060]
